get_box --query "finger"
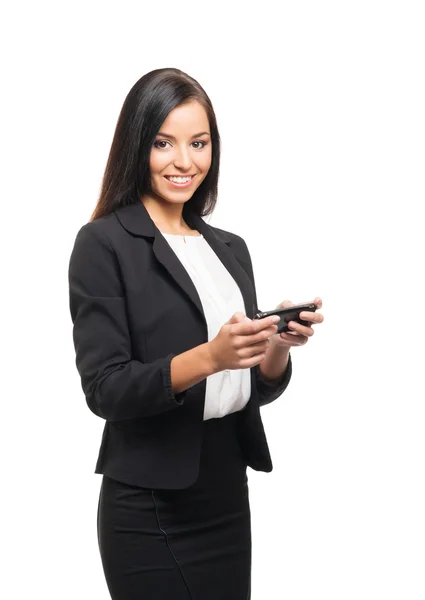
[276,300,294,309]
[235,315,279,335]
[247,323,278,343]
[278,332,308,346]
[299,311,324,324]
[236,336,271,359]
[228,312,248,324]
[287,320,314,337]
[240,322,282,349]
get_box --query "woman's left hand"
[270,297,324,348]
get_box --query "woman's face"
[148,100,212,206]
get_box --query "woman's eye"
[192,141,207,149]
[153,140,170,149]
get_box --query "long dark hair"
[90,68,220,221]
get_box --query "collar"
[114,201,231,244]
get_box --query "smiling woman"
[69,67,292,600]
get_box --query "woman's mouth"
[164,175,195,188]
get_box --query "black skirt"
[97,409,251,599]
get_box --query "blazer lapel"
[114,202,257,324]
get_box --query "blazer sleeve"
[237,235,293,407]
[68,222,190,422]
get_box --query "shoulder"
[69,215,124,293]
[70,212,128,263]
[208,223,246,246]
[209,224,251,256]
[69,214,121,276]
[73,213,118,246]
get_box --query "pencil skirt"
[97,409,252,599]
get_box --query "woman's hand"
[270,297,324,349]
[208,312,281,372]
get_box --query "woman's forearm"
[170,340,291,394]
[170,343,219,394]
[258,342,291,382]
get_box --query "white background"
[2,1,424,598]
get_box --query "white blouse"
[160,231,251,421]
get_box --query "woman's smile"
[164,174,196,188]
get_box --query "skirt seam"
[151,489,194,600]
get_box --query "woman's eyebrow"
[156,131,211,139]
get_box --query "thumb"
[228,312,250,324]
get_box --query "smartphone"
[253,302,317,334]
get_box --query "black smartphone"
[253,302,317,334]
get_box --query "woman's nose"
[173,146,192,170]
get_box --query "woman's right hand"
[208,312,281,372]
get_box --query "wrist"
[259,340,290,382]
[269,337,291,354]
[203,341,221,375]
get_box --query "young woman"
[68,67,324,600]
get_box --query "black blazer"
[68,201,292,489]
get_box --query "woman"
[68,67,324,600]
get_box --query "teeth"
[167,176,192,183]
